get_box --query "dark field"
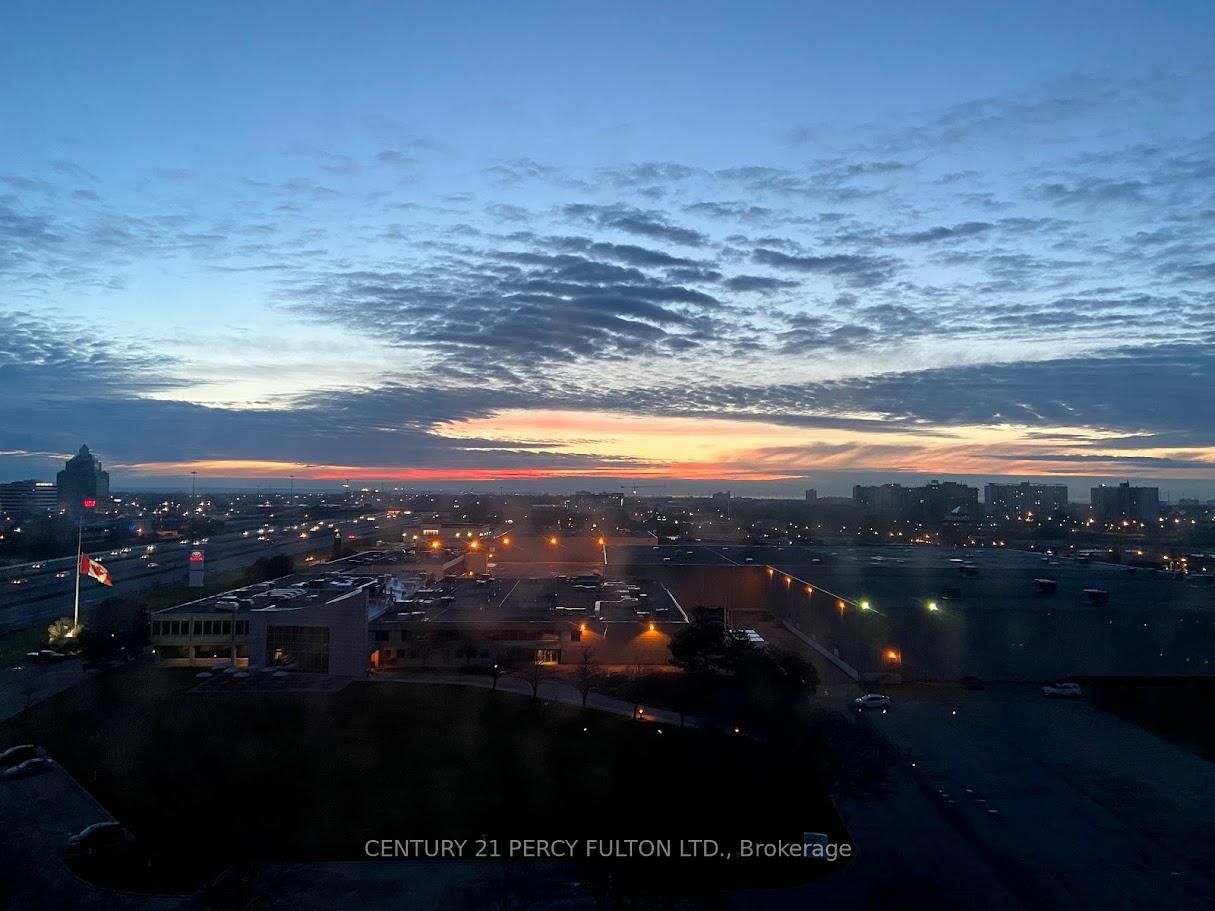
[2,665,844,896]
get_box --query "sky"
[2,1,1214,497]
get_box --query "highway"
[0,513,409,632]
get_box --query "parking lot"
[607,544,1215,681]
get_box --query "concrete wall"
[247,588,369,677]
[368,619,677,670]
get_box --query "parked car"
[67,822,135,858]
[0,744,42,768]
[1,757,54,780]
[1042,682,1083,698]
[853,693,892,710]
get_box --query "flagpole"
[73,511,82,628]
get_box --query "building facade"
[853,481,978,522]
[151,575,380,675]
[985,482,1069,516]
[0,480,57,516]
[1091,482,1160,524]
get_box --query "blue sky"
[2,1,1214,495]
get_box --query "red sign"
[82,498,97,509]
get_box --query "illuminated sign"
[82,499,97,508]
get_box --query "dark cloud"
[48,160,100,183]
[285,242,732,370]
[723,274,799,293]
[561,203,708,247]
[374,150,417,168]
[552,237,701,269]
[1034,178,1152,208]
[598,162,697,187]
[486,158,563,185]
[895,221,994,244]
[752,247,898,287]
[683,201,780,223]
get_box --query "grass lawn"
[2,665,846,897]
[0,624,49,668]
[1087,676,1215,761]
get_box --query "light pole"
[190,471,198,543]
[72,508,83,628]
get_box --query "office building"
[0,480,57,515]
[56,444,109,512]
[150,574,381,675]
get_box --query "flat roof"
[154,572,384,617]
[376,573,684,624]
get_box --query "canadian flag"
[79,553,113,587]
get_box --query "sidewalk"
[372,670,705,728]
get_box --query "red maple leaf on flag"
[79,553,113,587]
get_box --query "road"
[0,514,409,632]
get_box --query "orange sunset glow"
[113,408,1215,483]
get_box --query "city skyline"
[3,3,1214,492]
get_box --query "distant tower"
[56,445,110,513]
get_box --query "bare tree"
[575,649,599,709]
[19,667,36,717]
[518,655,548,701]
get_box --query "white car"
[1042,682,1082,698]
[853,693,892,710]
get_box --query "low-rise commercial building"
[150,573,387,675]
[150,551,685,676]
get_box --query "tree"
[668,606,740,674]
[47,616,80,648]
[242,554,295,585]
[76,596,150,665]
[574,649,599,709]
[731,645,819,737]
[517,656,548,701]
